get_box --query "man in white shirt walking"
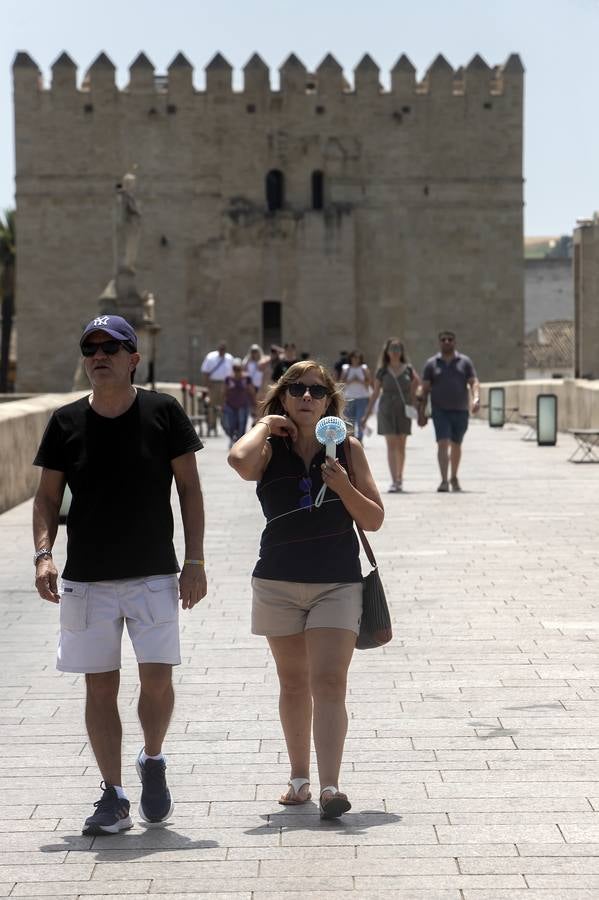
[200,341,234,431]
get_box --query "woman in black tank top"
[228,361,384,819]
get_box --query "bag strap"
[388,367,410,406]
[343,438,377,569]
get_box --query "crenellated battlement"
[13,49,523,98]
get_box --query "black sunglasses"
[287,382,328,400]
[81,339,133,357]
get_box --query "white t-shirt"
[342,364,370,399]
[245,359,263,389]
[201,350,234,381]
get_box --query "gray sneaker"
[437,481,449,493]
[450,477,462,492]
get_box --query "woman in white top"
[340,350,372,442]
[243,344,268,423]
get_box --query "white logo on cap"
[92,316,110,327]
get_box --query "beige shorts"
[57,574,181,674]
[251,577,362,637]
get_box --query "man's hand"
[35,558,60,604]
[179,564,207,610]
[472,397,481,414]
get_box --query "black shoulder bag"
[344,439,393,650]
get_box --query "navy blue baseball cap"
[80,315,137,351]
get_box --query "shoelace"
[93,783,119,812]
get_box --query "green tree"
[0,209,15,392]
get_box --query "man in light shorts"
[33,315,207,835]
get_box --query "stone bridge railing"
[478,378,599,430]
[2,379,599,515]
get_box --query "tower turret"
[167,52,194,97]
[205,53,232,94]
[391,54,416,96]
[316,53,344,95]
[51,51,77,92]
[354,54,380,94]
[243,53,270,95]
[279,54,306,93]
[128,53,155,92]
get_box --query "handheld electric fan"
[314,416,347,508]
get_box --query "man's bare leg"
[437,439,450,482]
[138,663,174,755]
[85,670,122,785]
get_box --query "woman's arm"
[321,437,384,531]
[363,365,373,389]
[227,414,297,481]
[360,377,382,425]
[409,368,422,403]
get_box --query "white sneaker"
[388,482,398,493]
[395,481,403,492]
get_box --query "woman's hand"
[321,455,351,497]
[262,414,298,441]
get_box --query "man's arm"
[171,451,207,610]
[33,468,66,603]
[468,377,480,413]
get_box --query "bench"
[519,413,537,442]
[568,429,599,463]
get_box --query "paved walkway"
[2,417,599,899]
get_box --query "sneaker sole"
[138,798,175,825]
[82,815,133,835]
[136,755,174,825]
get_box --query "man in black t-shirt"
[33,315,207,836]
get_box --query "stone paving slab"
[2,419,599,896]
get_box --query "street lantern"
[488,387,505,428]
[537,393,558,446]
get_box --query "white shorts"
[57,574,181,674]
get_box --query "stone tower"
[13,50,525,390]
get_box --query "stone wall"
[479,378,599,431]
[13,50,524,392]
[0,392,86,514]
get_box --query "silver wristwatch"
[33,548,52,565]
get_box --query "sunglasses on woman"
[287,382,328,400]
[81,339,134,357]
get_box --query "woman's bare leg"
[305,627,356,795]
[267,633,312,800]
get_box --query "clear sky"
[2,0,598,236]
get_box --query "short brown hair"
[259,360,345,419]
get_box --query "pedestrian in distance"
[257,345,283,402]
[360,337,421,493]
[340,349,373,443]
[200,341,234,432]
[32,315,207,836]
[222,359,256,447]
[272,342,298,381]
[333,350,350,380]
[419,330,480,492]
[227,361,384,819]
[243,343,268,422]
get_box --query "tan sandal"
[278,777,311,806]
[319,785,351,820]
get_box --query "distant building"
[573,217,599,378]
[524,319,574,379]
[13,49,525,391]
[524,236,573,332]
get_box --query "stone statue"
[114,171,141,274]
